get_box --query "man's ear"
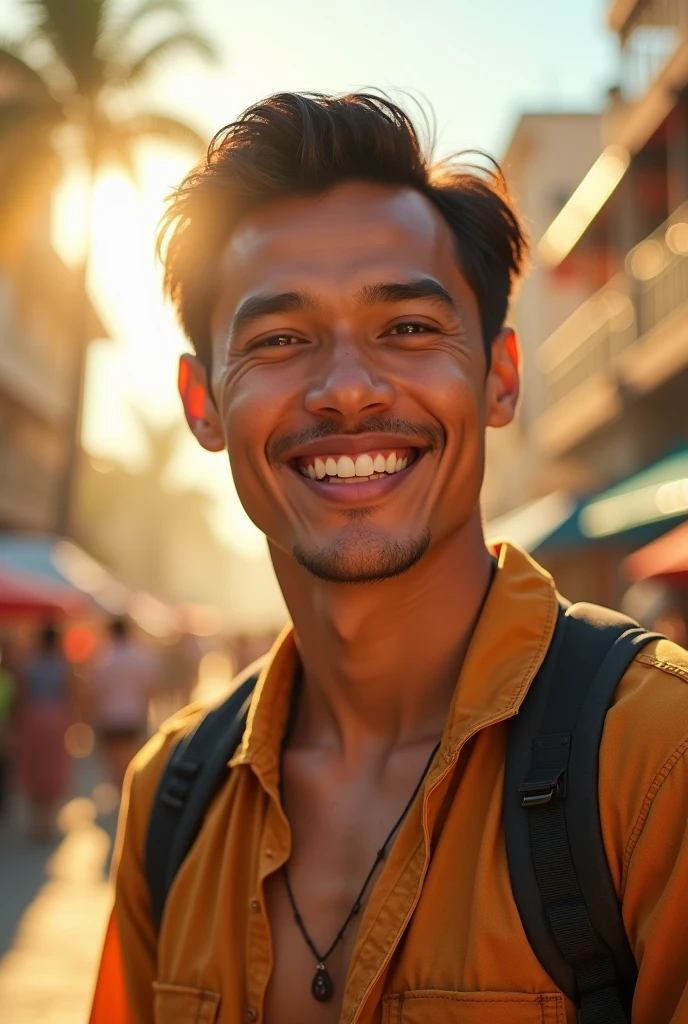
[178,354,226,452]
[485,327,520,428]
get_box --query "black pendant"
[312,964,334,1002]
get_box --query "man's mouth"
[293,447,419,485]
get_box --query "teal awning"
[536,445,688,552]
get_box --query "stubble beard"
[292,517,432,584]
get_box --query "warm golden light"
[538,145,630,267]
[580,477,688,537]
[666,221,688,254]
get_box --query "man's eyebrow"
[357,278,459,313]
[229,290,320,337]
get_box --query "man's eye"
[389,322,431,335]
[259,334,301,348]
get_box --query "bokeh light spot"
[64,624,97,663]
[56,797,97,834]
[92,782,121,816]
[65,722,95,758]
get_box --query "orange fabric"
[91,542,688,1024]
[90,910,132,1024]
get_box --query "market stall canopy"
[0,565,90,617]
[622,520,688,585]
[536,446,688,553]
[0,533,129,613]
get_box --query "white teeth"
[300,449,414,481]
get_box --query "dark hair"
[158,92,528,365]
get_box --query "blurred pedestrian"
[89,617,161,789]
[0,644,16,819]
[15,623,73,840]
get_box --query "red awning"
[623,521,688,586]
[0,567,90,618]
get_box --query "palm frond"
[112,30,218,86]
[108,110,207,154]
[22,0,109,97]
[0,97,62,136]
[0,43,53,97]
[103,0,190,51]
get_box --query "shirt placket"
[243,775,290,1024]
[341,749,457,1024]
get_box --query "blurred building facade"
[0,209,106,533]
[74,423,288,638]
[488,0,688,605]
[485,112,603,518]
[536,0,687,481]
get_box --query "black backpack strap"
[504,601,662,1022]
[145,672,259,931]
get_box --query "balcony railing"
[618,0,687,100]
[537,202,688,413]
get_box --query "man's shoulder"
[615,634,688,713]
[124,656,268,822]
[606,634,687,734]
[601,636,688,816]
[633,634,688,682]
[595,635,688,906]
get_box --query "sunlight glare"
[52,149,268,558]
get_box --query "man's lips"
[286,446,428,504]
[282,432,432,462]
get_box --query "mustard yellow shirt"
[91,542,688,1024]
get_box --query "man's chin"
[292,528,431,585]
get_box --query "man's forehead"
[212,184,468,321]
[220,182,453,269]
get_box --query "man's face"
[186,182,518,584]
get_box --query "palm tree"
[0,0,216,534]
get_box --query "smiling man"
[91,94,688,1024]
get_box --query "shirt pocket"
[382,989,566,1024]
[153,982,221,1024]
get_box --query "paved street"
[0,753,119,1024]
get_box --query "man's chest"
[157,729,572,1024]
[260,742,442,1024]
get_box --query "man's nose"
[304,344,395,421]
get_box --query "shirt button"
[265,849,274,858]
[250,898,260,911]
[244,1008,258,1022]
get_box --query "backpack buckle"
[519,767,567,807]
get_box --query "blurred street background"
[0,0,686,1020]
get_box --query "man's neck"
[270,514,495,763]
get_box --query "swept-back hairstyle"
[158,92,528,366]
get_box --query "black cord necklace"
[281,739,441,1003]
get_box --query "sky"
[2,0,619,556]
